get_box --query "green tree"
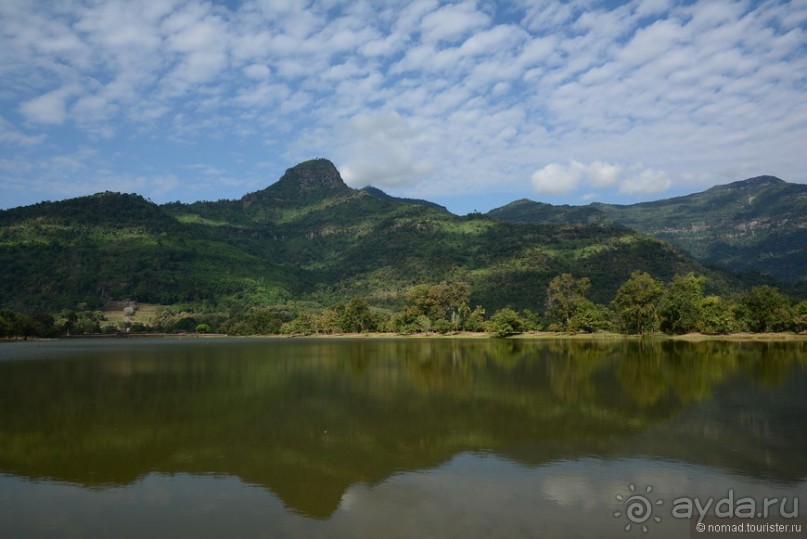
[486,307,523,337]
[569,301,613,333]
[743,285,791,333]
[520,309,542,332]
[659,273,706,335]
[55,309,78,335]
[315,308,342,334]
[30,312,57,337]
[149,307,176,332]
[336,298,376,333]
[462,305,486,332]
[432,318,453,334]
[280,314,315,335]
[404,282,470,325]
[612,271,663,334]
[72,310,104,335]
[793,301,807,334]
[697,295,739,335]
[546,273,591,330]
[226,308,283,335]
[0,309,21,338]
[173,315,199,332]
[390,311,430,334]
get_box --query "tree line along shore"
[2,271,805,339]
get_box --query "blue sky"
[1,0,805,215]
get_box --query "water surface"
[0,338,804,538]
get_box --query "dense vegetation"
[488,176,807,283]
[1,159,804,339]
[2,272,805,338]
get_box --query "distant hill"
[0,159,769,312]
[489,176,807,283]
[360,186,448,212]
[488,199,609,226]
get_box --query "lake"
[0,338,804,538]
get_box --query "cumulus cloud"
[532,161,671,198]
[587,161,622,187]
[531,162,585,195]
[338,111,435,189]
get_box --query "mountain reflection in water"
[0,337,804,536]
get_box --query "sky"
[0,0,805,215]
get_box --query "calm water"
[0,338,804,538]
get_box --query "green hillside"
[0,159,761,314]
[488,176,807,282]
[0,192,297,310]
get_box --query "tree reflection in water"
[0,338,804,518]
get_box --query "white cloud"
[19,84,81,125]
[72,93,116,126]
[587,161,622,187]
[243,64,271,80]
[532,161,671,198]
[617,19,687,68]
[0,116,44,145]
[633,0,673,18]
[532,162,586,195]
[338,110,435,189]
[517,35,558,68]
[360,33,406,58]
[1,0,806,211]
[74,0,169,53]
[233,82,289,108]
[161,6,229,91]
[519,0,576,33]
[419,1,490,44]
[619,167,672,195]
[459,24,526,57]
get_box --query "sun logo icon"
[614,483,663,533]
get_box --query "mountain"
[360,185,449,212]
[0,159,764,313]
[488,199,609,226]
[488,176,807,283]
[0,191,298,309]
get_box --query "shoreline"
[3,331,805,343]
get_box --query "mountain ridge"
[0,160,799,313]
[489,175,807,282]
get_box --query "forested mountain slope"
[489,176,807,282]
[0,159,756,312]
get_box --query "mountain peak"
[241,158,352,215]
[276,158,348,192]
[724,175,784,190]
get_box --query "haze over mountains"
[0,159,802,313]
